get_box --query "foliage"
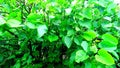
[0,0,120,68]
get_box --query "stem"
[21,0,24,23]
[28,40,34,58]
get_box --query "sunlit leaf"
[81,41,88,52]
[6,19,22,27]
[48,35,59,42]
[82,30,97,41]
[95,49,115,65]
[75,50,89,63]
[37,24,48,37]
[0,17,6,26]
[64,36,72,48]
[98,33,118,51]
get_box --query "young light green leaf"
[81,41,88,52]
[82,8,92,19]
[37,24,48,37]
[98,33,118,51]
[95,49,115,65]
[82,30,97,41]
[64,36,72,48]
[75,50,89,63]
[98,40,117,51]
[90,45,98,53]
[27,13,42,24]
[48,35,59,42]
[102,33,118,45]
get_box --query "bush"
[0,0,120,68]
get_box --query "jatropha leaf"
[6,19,22,27]
[75,50,89,63]
[81,41,88,52]
[48,35,58,42]
[0,16,6,26]
[37,24,48,38]
[64,36,72,48]
[95,49,115,65]
[82,30,97,41]
[98,33,118,51]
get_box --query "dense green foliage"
[0,0,120,68]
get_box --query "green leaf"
[81,41,88,52]
[95,49,115,65]
[75,50,89,63]
[37,24,48,37]
[13,60,21,68]
[22,53,29,61]
[27,13,42,24]
[64,36,72,48]
[0,17,6,26]
[65,8,72,15]
[102,33,118,45]
[98,34,118,51]
[98,40,117,51]
[103,16,112,21]
[0,54,3,62]
[82,8,92,19]
[67,29,75,36]
[78,21,91,29]
[74,37,82,46]
[48,35,59,42]
[69,51,76,64]
[82,30,97,41]
[69,51,76,68]
[6,19,22,27]
[25,22,36,29]
[90,45,98,53]
[111,51,119,60]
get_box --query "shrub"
[0,0,120,68]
